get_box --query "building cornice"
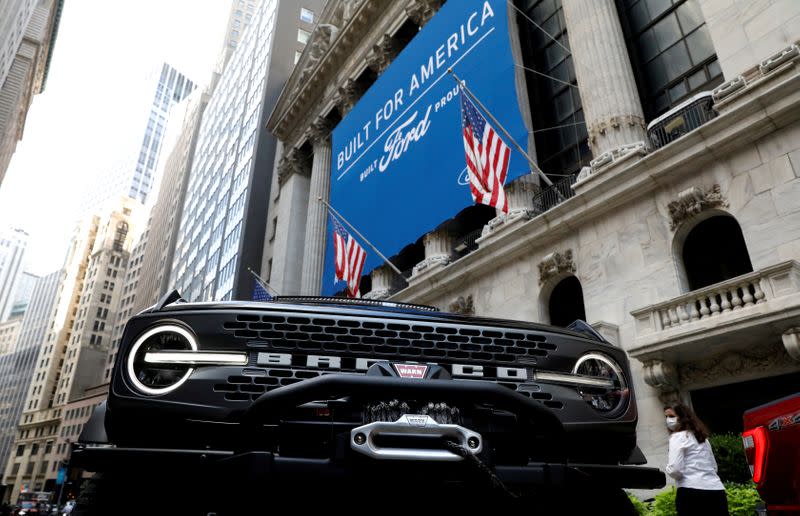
[391,62,800,305]
[267,0,380,141]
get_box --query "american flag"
[252,278,272,301]
[460,91,510,213]
[331,214,366,298]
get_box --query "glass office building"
[128,63,196,204]
[171,0,319,301]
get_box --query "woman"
[664,403,729,515]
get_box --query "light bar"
[534,371,614,388]
[143,351,248,366]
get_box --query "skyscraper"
[170,0,322,302]
[0,0,63,186]
[216,0,264,72]
[0,271,59,476]
[84,63,196,208]
[0,228,28,322]
[9,270,38,319]
[3,197,142,495]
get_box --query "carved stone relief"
[678,342,798,388]
[667,184,729,230]
[448,295,475,316]
[538,250,576,285]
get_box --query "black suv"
[72,292,664,514]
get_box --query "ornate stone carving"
[782,327,800,361]
[449,295,475,316]
[405,0,443,27]
[367,34,402,75]
[308,117,334,145]
[331,0,364,28]
[335,79,366,116]
[667,184,729,230]
[538,250,576,285]
[295,24,339,91]
[587,115,646,148]
[678,343,799,387]
[642,360,679,391]
[277,147,311,185]
[587,141,648,172]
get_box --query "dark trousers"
[676,487,729,516]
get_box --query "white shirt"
[665,430,725,490]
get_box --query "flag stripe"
[460,91,511,214]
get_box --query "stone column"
[561,0,647,156]
[412,228,453,277]
[271,146,311,295]
[364,265,395,300]
[504,174,537,216]
[300,118,334,295]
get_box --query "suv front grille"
[222,313,556,366]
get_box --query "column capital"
[277,147,311,185]
[308,117,335,146]
[334,78,366,117]
[405,0,443,27]
[367,34,402,75]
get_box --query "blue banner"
[324,0,528,294]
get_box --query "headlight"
[572,353,628,415]
[127,324,196,395]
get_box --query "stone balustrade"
[630,261,800,359]
[654,277,765,330]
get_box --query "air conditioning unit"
[646,91,716,150]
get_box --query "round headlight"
[127,324,196,395]
[572,353,628,415]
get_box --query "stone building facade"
[264,0,800,477]
[2,197,142,499]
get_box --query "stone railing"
[632,261,800,338]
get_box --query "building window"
[617,0,723,119]
[26,462,34,475]
[45,441,52,454]
[16,445,24,456]
[680,215,753,291]
[300,7,314,23]
[517,0,589,179]
[294,50,303,64]
[297,28,311,45]
[11,463,19,475]
[547,276,586,328]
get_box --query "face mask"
[666,417,678,431]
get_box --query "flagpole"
[318,197,406,279]
[247,267,281,296]
[448,68,563,197]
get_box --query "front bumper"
[70,445,665,490]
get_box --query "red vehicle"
[742,393,800,514]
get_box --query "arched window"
[548,276,586,328]
[682,216,752,291]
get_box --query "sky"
[0,0,231,275]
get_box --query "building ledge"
[629,261,800,362]
[391,61,800,306]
